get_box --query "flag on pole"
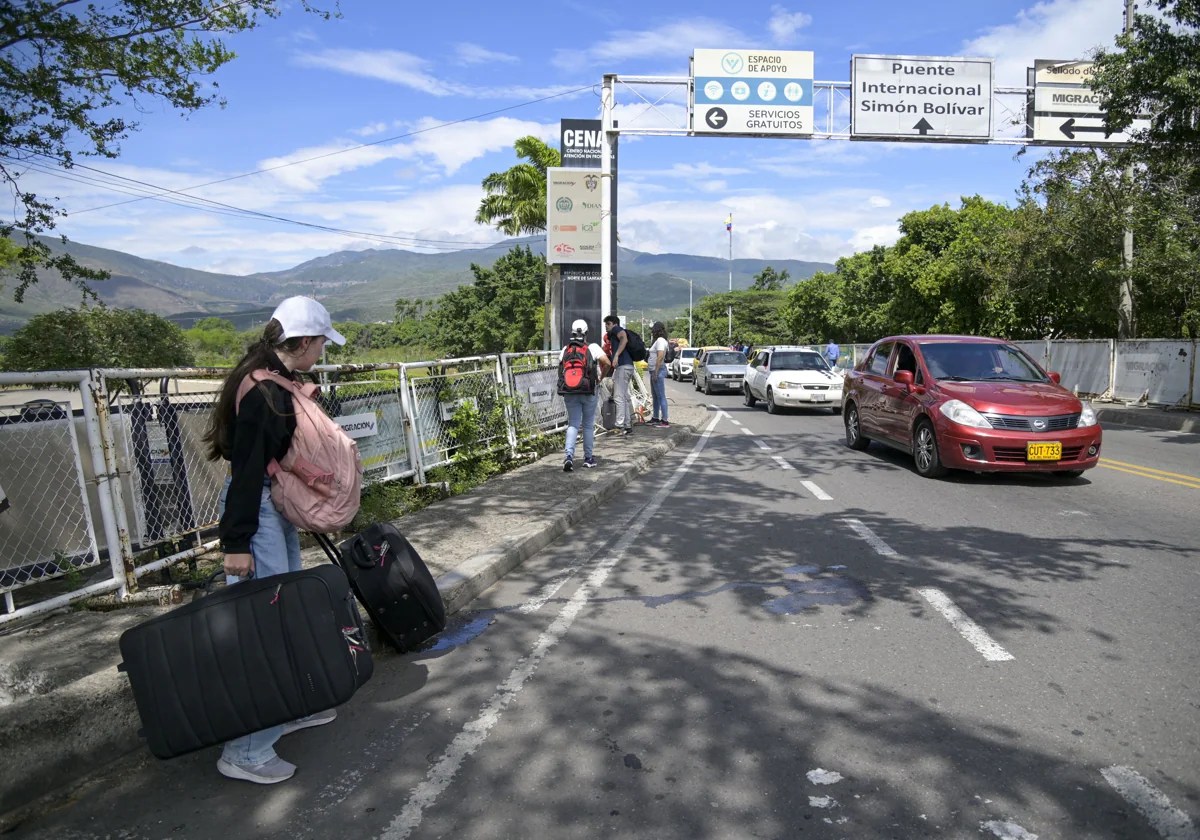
[725,214,732,232]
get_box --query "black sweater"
[219,360,298,554]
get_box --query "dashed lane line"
[1101,766,1199,840]
[800,480,833,500]
[771,455,794,470]
[842,518,1014,662]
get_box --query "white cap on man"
[271,296,346,345]
[571,318,588,336]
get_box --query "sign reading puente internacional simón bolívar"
[851,54,993,141]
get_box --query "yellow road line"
[1098,461,1200,490]
[1101,458,1200,482]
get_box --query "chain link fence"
[0,354,567,624]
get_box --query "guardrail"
[0,353,568,625]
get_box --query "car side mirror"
[1048,371,1061,384]
[894,370,914,388]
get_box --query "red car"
[842,335,1102,478]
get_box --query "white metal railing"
[0,353,569,624]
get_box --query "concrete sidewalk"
[0,396,713,827]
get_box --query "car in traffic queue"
[842,335,1102,479]
[670,346,699,381]
[743,346,843,414]
[693,348,749,395]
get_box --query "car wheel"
[743,385,757,407]
[693,377,700,392]
[1054,469,1085,479]
[704,378,713,396]
[913,418,947,478]
[766,388,779,414]
[845,403,870,451]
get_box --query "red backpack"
[235,369,362,533]
[557,340,597,395]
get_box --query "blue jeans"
[218,477,301,765]
[564,392,597,459]
[650,366,668,422]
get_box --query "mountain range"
[0,236,835,334]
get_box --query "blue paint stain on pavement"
[423,609,503,652]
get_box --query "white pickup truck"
[743,346,843,414]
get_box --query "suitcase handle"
[348,536,377,570]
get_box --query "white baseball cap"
[270,296,346,345]
[571,319,588,335]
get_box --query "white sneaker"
[280,707,337,737]
[217,755,296,784]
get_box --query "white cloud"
[867,195,891,208]
[352,122,391,137]
[259,142,413,192]
[553,19,747,73]
[405,117,558,175]
[768,6,813,44]
[296,48,589,100]
[961,0,1122,86]
[454,43,519,66]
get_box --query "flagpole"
[727,213,733,341]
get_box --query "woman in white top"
[647,321,671,427]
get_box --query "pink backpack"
[235,369,362,533]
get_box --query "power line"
[68,84,594,215]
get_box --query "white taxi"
[743,347,842,414]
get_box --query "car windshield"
[772,352,829,371]
[680,349,697,359]
[918,342,1047,382]
[706,352,747,366]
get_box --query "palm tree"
[475,136,561,235]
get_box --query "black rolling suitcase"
[315,523,446,652]
[118,565,372,760]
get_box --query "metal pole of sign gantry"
[600,74,615,320]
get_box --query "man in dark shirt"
[604,314,634,435]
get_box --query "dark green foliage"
[424,246,545,356]
[3,307,195,370]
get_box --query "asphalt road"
[13,379,1199,839]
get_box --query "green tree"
[750,266,790,291]
[183,316,243,363]
[425,246,545,356]
[3,307,195,370]
[691,290,789,347]
[474,137,561,235]
[0,0,336,302]
[1090,0,1200,183]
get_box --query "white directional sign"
[1029,59,1146,145]
[851,55,993,140]
[692,49,814,136]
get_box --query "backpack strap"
[234,368,320,477]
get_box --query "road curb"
[1095,407,1197,434]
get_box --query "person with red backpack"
[201,296,352,785]
[558,319,611,471]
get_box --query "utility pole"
[726,213,733,340]
[1118,0,1136,339]
[688,276,693,346]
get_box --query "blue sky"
[32,0,1129,276]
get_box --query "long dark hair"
[202,319,306,461]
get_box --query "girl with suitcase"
[201,296,348,784]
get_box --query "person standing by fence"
[603,314,635,436]
[647,322,670,428]
[557,319,611,471]
[201,296,346,785]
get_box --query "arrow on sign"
[913,118,934,135]
[1059,117,1113,140]
[705,107,728,130]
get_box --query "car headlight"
[1077,406,1098,427]
[939,399,992,428]
[779,380,800,389]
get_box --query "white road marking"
[917,588,1015,662]
[771,455,793,470]
[377,413,725,840]
[801,480,832,500]
[517,574,573,614]
[730,419,743,426]
[1101,766,1199,840]
[981,820,1039,839]
[841,517,899,557]
[741,426,755,436]
[754,438,772,451]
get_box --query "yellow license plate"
[1027,441,1062,461]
